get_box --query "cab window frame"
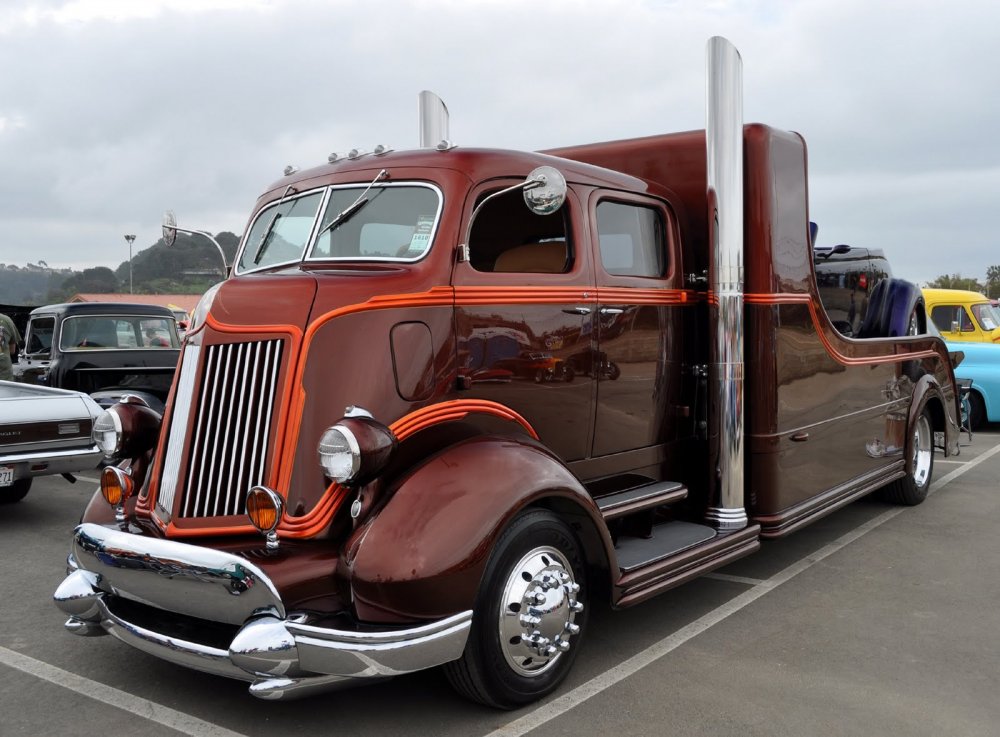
[590,191,677,284]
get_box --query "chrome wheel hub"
[912,413,932,489]
[498,545,583,676]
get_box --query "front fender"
[343,435,612,623]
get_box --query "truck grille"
[158,338,284,519]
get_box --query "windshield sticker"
[403,216,435,256]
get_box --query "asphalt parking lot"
[2,430,999,737]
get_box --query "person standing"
[0,312,21,381]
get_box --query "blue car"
[946,340,1000,429]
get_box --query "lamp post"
[124,234,136,293]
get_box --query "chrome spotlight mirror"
[523,166,567,215]
[162,210,178,247]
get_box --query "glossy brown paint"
[344,435,614,622]
[125,135,957,626]
[555,125,958,532]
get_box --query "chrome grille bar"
[177,338,284,519]
[157,344,201,515]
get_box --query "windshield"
[972,302,1000,331]
[308,183,441,262]
[237,191,324,272]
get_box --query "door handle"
[790,432,809,442]
[600,307,625,315]
[562,306,592,315]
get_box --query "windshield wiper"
[314,168,389,241]
[252,184,296,265]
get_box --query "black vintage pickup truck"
[13,302,181,413]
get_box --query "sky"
[0,0,998,287]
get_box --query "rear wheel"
[0,477,32,504]
[444,509,587,709]
[880,408,934,506]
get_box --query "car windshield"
[307,183,441,262]
[237,191,324,272]
[971,303,1000,331]
[60,316,180,351]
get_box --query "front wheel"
[880,408,934,506]
[444,509,587,709]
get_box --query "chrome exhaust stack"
[704,36,749,531]
[418,90,453,149]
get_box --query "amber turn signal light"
[101,466,134,507]
[247,486,285,550]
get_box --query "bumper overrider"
[53,523,472,700]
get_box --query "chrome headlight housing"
[318,412,397,486]
[91,399,163,461]
[318,425,362,483]
[92,408,123,458]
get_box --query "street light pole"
[124,234,136,293]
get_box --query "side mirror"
[458,166,568,261]
[951,321,960,333]
[523,166,567,215]
[162,210,178,247]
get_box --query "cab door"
[589,194,685,459]
[14,314,56,384]
[451,181,596,462]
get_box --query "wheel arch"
[344,434,614,623]
[908,375,952,462]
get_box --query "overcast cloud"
[0,0,997,286]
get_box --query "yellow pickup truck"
[923,288,1000,343]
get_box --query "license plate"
[0,466,13,488]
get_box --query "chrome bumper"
[54,523,472,700]
[1,445,102,479]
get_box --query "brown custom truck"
[55,38,960,708]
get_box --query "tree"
[925,273,984,292]
[985,265,1000,299]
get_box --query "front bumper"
[53,523,472,700]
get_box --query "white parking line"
[486,439,1000,737]
[0,646,248,737]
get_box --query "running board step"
[616,521,716,572]
[596,481,688,521]
[615,523,762,608]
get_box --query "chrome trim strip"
[0,445,101,464]
[158,344,201,514]
[226,342,249,516]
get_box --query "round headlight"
[92,408,123,459]
[318,425,361,483]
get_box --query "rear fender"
[909,374,958,460]
[343,435,613,623]
[859,278,924,338]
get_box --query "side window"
[25,317,55,355]
[468,187,571,274]
[596,201,665,277]
[931,305,973,332]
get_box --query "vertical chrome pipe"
[418,90,449,148]
[704,36,749,531]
